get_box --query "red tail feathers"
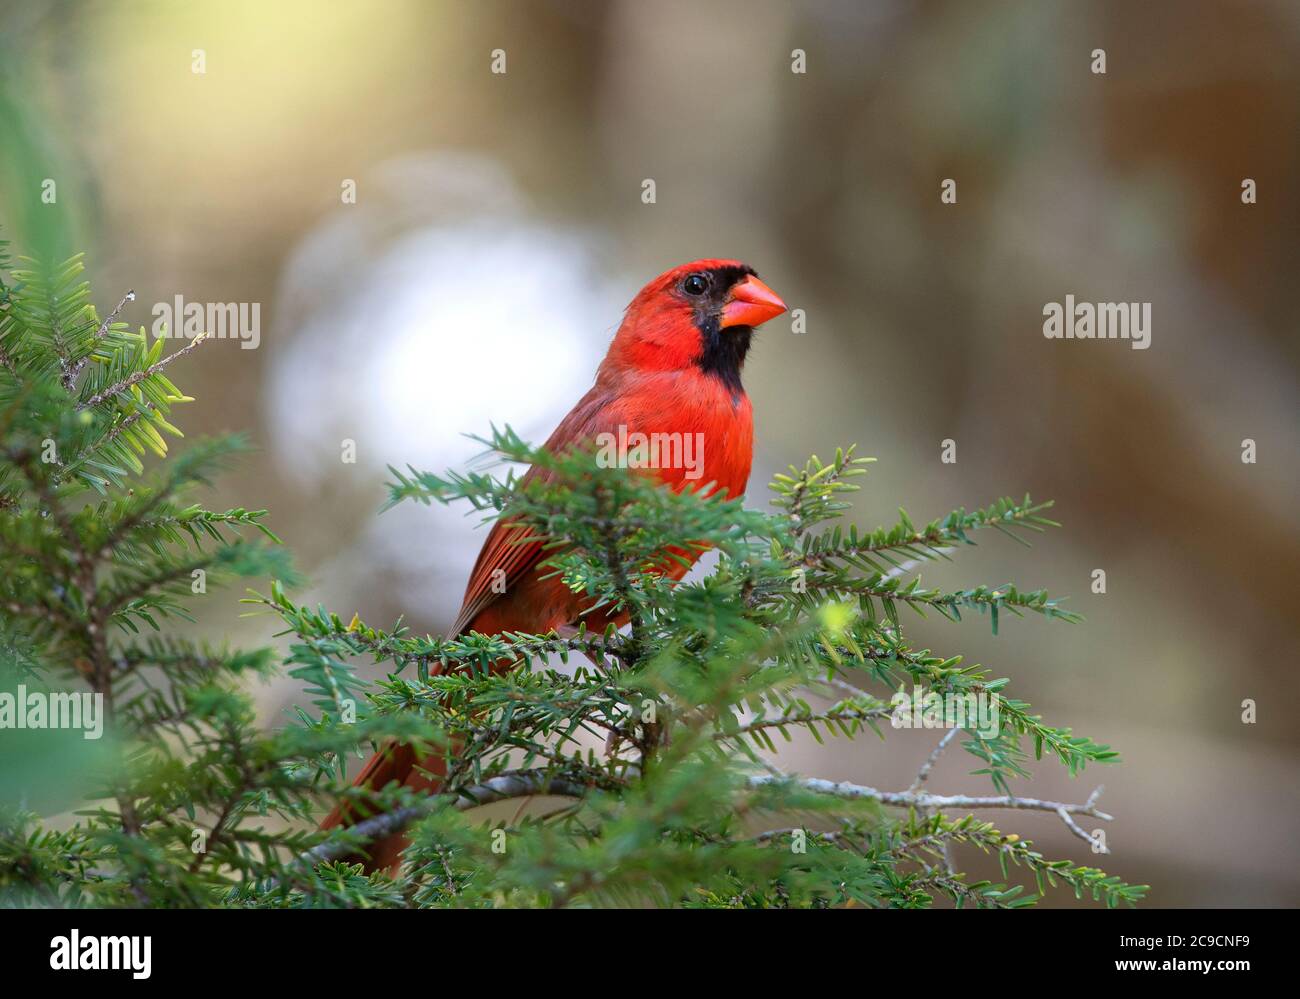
[319,741,451,872]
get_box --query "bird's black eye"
[682,273,710,296]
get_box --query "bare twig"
[908,728,962,873]
[747,774,1113,845]
[1056,786,1109,852]
[907,728,960,795]
[65,289,135,387]
[826,675,866,698]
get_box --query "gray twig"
[748,774,1113,843]
[908,727,961,795]
[65,289,135,387]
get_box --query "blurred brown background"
[2,0,1297,906]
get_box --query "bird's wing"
[446,515,545,637]
[447,383,620,637]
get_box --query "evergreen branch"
[719,700,893,745]
[76,332,208,411]
[801,496,1060,573]
[64,288,135,387]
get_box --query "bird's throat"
[694,319,752,402]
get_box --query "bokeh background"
[2,0,1297,906]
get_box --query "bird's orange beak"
[720,275,787,329]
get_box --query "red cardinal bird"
[320,259,786,869]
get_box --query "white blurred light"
[265,153,627,622]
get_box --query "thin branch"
[100,553,221,617]
[77,332,207,411]
[65,289,135,387]
[907,727,960,794]
[754,827,845,846]
[817,675,868,699]
[748,774,1113,845]
[721,703,893,741]
[1056,786,1109,852]
[296,772,595,869]
[908,728,962,873]
[881,547,955,581]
